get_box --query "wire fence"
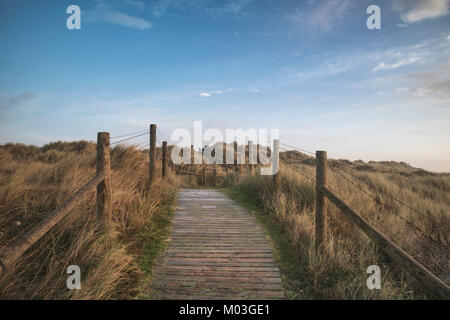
[110,132,148,146]
[110,129,148,140]
[110,127,172,150]
[279,142,446,247]
[279,145,421,256]
[2,131,448,298]
[157,127,169,143]
[280,142,316,157]
[330,161,437,223]
[138,142,150,150]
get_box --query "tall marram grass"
[232,156,449,299]
[0,142,181,299]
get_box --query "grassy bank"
[223,157,449,299]
[136,191,177,299]
[0,142,181,299]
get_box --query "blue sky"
[0,0,449,171]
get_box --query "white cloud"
[199,89,231,97]
[287,0,353,32]
[122,0,146,11]
[149,0,254,19]
[219,0,254,16]
[373,57,420,71]
[393,0,449,24]
[102,11,152,29]
[407,63,450,99]
[283,36,450,90]
[87,2,152,29]
[150,0,172,17]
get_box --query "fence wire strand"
[327,163,442,245]
[157,128,168,143]
[330,161,438,224]
[110,132,148,146]
[138,142,150,150]
[280,146,444,246]
[279,158,316,183]
[111,129,147,140]
[112,163,142,188]
[280,142,316,157]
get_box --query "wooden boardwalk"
[150,189,285,300]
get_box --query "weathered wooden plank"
[156,272,281,280]
[169,239,268,243]
[164,257,277,263]
[165,253,274,258]
[153,286,285,299]
[152,294,276,300]
[165,249,273,253]
[153,280,284,291]
[165,247,272,251]
[167,245,271,249]
[150,189,285,300]
[153,274,283,284]
[163,261,279,268]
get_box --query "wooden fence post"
[234,141,240,182]
[233,141,237,166]
[223,142,227,174]
[203,167,207,186]
[315,150,327,252]
[149,124,156,186]
[96,132,112,223]
[191,145,194,165]
[272,139,280,184]
[213,163,217,187]
[162,141,167,178]
[248,141,254,176]
[257,144,261,174]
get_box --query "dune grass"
[0,142,181,299]
[224,156,449,299]
[1,143,448,299]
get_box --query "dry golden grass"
[232,152,449,299]
[1,143,448,300]
[0,142,182,299]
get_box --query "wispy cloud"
[102,11,152,29]
[289,36,449,82]
[373,57,420,71]
[286,0,353,32]
[150,0,172,17]
[208,0,255,18]
[149,0,255,19]
[393,0,450,24]
[86,1,152,29]
[372,37,450,72]
[199,88,233,97]
[401,62,450,99]
[122,0,146,11]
